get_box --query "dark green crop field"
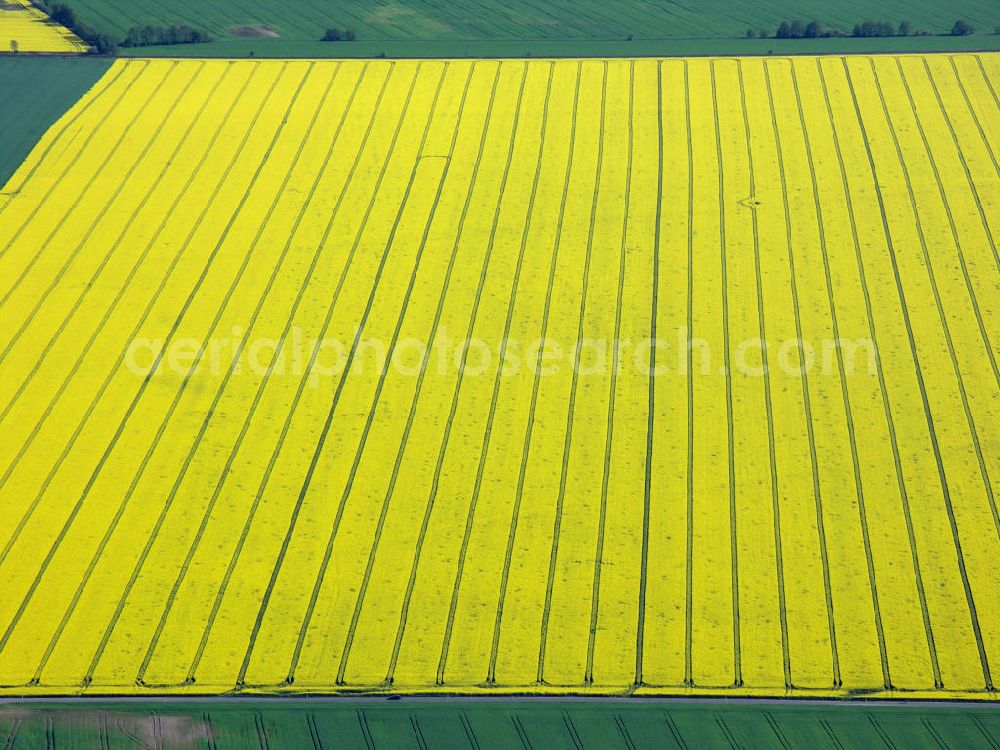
[122,33,1000,59]
[0,56,111,189]
[1,700,998,749]
[53,0,1000,56]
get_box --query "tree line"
[29,0,212,53]
[121,24,212,48]
[747,19,983,39]
[30,0,117,53]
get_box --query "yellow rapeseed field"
[0,0,85,53]
[0,56,997,699]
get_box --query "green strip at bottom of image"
[0,699,997,748]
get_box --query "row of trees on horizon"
[750,18,985,39]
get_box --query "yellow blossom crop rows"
[0,0,85,53]
[0,56,997,698]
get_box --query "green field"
[63,0,1000,41]
[50,0,1000,56]
[0,57,112,188]
[2,699,997,748]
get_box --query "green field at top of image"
[56,0,1000,56]
[0,56,112,188]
